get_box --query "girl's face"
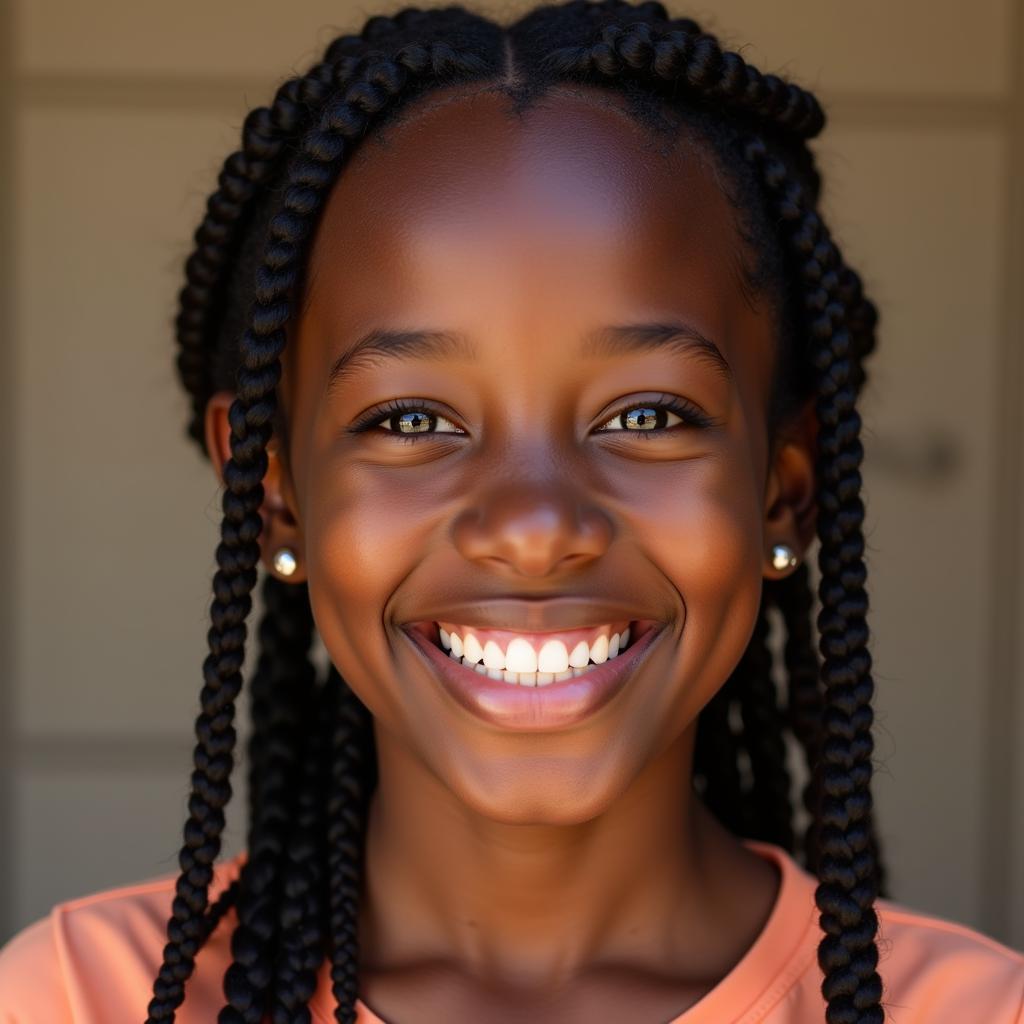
[212,85,815,824]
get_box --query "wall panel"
[16,0,1014,98]
[13,106,237,737]
[819,125,1006,926]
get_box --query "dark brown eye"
[600,405,681,431]
[596,395,715,435]
[347,399,466,441]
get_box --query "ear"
[762,397,817,580]
[203,389,307,583]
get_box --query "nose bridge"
[451,444,614,578]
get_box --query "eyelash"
[346,394,716,443]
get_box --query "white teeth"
[568,640,590,668]
[450,653,628,686]
[433,622,639,685]
[537,639,569,673]
[505,637,538,673]
[463,633,484,664]
[482,640,505,670]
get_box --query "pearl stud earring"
[770,543,799,571]
[272,547,298,577]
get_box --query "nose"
[451,479,613,578]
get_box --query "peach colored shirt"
[1,839,1022,1023]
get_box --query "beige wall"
[3,0,1023,949]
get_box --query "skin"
[206,83,818,1023]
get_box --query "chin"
[435,748,643,827]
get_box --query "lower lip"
[401,620,666,732]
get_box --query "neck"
[357,726,778,992]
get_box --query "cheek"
[685,472,764,704]
[301,461,440,718]
[622,452,764,718]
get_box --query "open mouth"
[409,619,656,687]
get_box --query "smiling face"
[209,83,815,825]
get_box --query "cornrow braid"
[538,17,824,139]
[164,4,889,1021]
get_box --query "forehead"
[296,83,772,391]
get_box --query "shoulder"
[872,895,1024,1022]
[0,914,72,1021]
[0,855,245,1024]
[747,842,1024,1023]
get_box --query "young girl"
[1,1,1022,1021]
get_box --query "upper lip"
[401,597,661,633]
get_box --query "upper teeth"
[437,624,630,672]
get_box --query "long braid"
[694,593,796,851]
[245,577,316,849]
[772,563,827,871]
[693,661,748,836]
[222,577,317,1022]
[145,391,272,1022]
[772,566,888,897]
[267,678,331,1022]
[325,668,377,1024]
[739,598,796,850]
[743,135,883,1021]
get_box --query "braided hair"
[153,3,887,1021]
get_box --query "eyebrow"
[326,320,732,394]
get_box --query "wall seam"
[15,735,196,772]
[0,0,16,941]
[980,0,1024,944]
